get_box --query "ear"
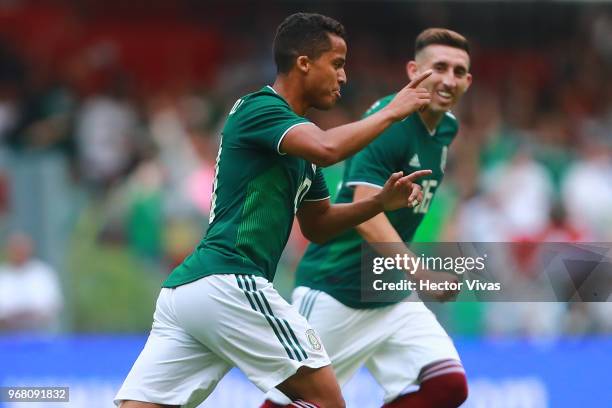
[406,61,418,82]
[296,55,310,74]
[465,72,473,91]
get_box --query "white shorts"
[267,287,461,404]
[115,275,330,407]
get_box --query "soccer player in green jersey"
[263,29,473,408]
[115,13,435,408]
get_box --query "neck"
[272,74,309,116]
[418,109,445,134]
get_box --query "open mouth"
[436,90,453,102]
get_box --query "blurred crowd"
[0,1,610,335]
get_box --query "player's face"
[304,34,347,110]
[408,44,472,113]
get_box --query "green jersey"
[295,94,458,308]
[163,86,329,287]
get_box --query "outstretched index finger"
[408,69,433,88]
[405,169,433,182]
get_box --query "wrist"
[378,107,399,124]
[372,191,386,213]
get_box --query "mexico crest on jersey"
[305,329,322,351]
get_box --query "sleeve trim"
[302,196,331,202]
[345,181,384,189]
[276,121,315,155]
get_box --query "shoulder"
[225,87,300,132]
[27,260,57,277]
[363,94,395,118]
[432,111,460,144]
[241,86,291,112]
[441,111,459,132]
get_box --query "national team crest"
[305,329,322,351]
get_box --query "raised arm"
[280,70,432,167]
[296,170,430,244]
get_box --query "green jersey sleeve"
[236,93,312,154]
[303,167,330,201]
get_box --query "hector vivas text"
[370,253,501,292]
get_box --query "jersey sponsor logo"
[409,153,421,168]
[305,329,322,351]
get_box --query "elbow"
[302,227,330,245]
[308,233,329,245]
[308,235,329,245]
[355,223,367,237]
[355,223,374,242]
[312,142,341,167]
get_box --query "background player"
[115,13,435,408]
[263,28,472,408]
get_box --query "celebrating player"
[115,13,434,408]
[263,28,472,408]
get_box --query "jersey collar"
[264,85,293,109]
[417,113,438,137]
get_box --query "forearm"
[283,109,397,167]
[320,109,396,163]
[356,214,422,277]
[305,196,385,243]
[354,185,414,256]
[357,216,459,302]
[298,172,425,244]
[354,188,425,280]
[356,213,404,244]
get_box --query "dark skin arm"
[296,170,431,244]
[280,70,432,167]
[353,185,460,301]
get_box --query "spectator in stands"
[75,74,140,190]
[562,138,612,240]
[0,232,63,331]
[482,148,554,237]
[6,63,76,156]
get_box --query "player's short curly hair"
[273,12,346,74]
[415,28,470,56]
